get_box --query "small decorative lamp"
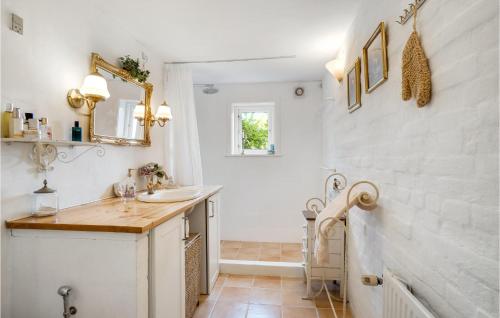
[134,101,172,127]
[32,179,59,217]
[133,102,146,121]
[67,72,110,110]
[325,59,345,82]
[155,101,173,126]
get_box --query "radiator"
[383,269,436,318]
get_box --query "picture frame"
[362,22,388,93]
[346,57,362,112]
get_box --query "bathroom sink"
[136,186,203,203]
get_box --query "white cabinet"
[303,219,345,298]
[7,214,188,318]
[207,194,220,291]
[6,188,224,318]
[151,213,186,318]
[8,230,149,318]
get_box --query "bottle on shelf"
[2,103,13,138]
[22,112,41,140]
[72,121,82,142]
[9,107,24,138]
[39,117,52,140]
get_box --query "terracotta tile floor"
[194,274,352,318]
[221,241,303,262]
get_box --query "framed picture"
[362,22,388,93]
[346,57,361,112]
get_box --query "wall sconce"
[325,58,345,82]
[134,101,173,127]
[67,72,110,110]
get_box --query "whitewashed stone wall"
[321,0,499,317]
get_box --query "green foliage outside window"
[241,113,269,150]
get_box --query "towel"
[314,186,375,266]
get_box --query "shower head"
[202,84,219,94]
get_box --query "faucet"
[58,286,77,317]
[147,177,155,195]
[147,173,172,194]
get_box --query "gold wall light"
[134,101,172,127]
[325,58,345,82]
[67,72,110,110]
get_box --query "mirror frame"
[89,52,153,146]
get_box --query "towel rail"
[315,180,380,318]
[305,172,347,214]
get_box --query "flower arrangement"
[139,162,167,181]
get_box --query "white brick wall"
[321,0,499,317]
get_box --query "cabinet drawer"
[308,223,344,240]
[312,253,342,267]
[311,267,342,278]
[327,223,344,239]
[311,239,343,254]
[327,239,342,253]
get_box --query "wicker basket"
[185,233,201,318]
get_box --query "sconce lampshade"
[80,72,110,101]
[155,101,173,121]
[133,102,146,120]
[325,59,344,82]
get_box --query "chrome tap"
[147,176,155,194]
[58,286,77,317]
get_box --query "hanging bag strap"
[413,0,418,32]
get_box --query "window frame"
[231,102,276,156]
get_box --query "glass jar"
[32,179,59,217]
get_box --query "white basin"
[136,186,203,203]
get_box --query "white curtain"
[164,64,203,186]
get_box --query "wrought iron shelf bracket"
[2,139,105,172]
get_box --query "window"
[231,102,276,155]
[116,99,140,139]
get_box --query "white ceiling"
[91,0,360,84]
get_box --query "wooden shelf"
[1,138,97,147]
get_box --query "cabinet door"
[151,213,186,318]
[207,194,220,291]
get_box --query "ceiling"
[91,0,360,84]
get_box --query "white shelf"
[1,138,97,147]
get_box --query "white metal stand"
[304,174,379,318]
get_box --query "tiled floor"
[194,274,352,318]
[221,241,303,262]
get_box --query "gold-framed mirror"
[89,53,153,146]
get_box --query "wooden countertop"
[5,186,222,234]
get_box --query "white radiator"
[383,269,436,318]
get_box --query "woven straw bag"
[401,4,431,107]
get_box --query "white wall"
[321,1,498,318]
[195,81,323,243]
[1,0,167,315]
